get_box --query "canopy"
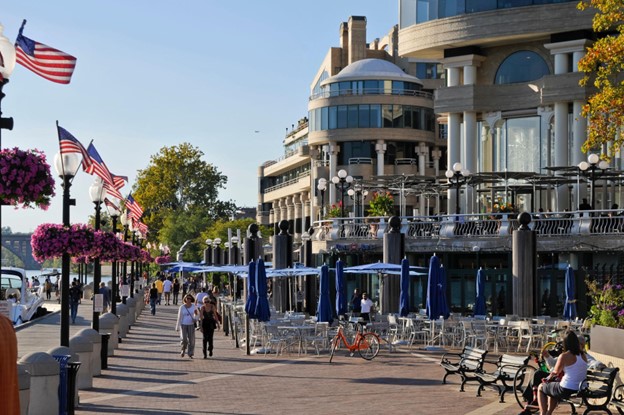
[165,263,204,273]
[266,267,320,278]
[316,264,333,323]
[254,259,271,322]
[563,266,577,320]
[335,259,347,316]
[399,258,410,317]
[245,261,258,319]
[474,268,486,316]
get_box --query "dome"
[320,58,422,86]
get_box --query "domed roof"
[320,58,422,86]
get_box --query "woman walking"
[149,283,158,315]
[172,278,180,305]
[175,294,199,358]
[199,296,220,358]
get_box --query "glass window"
[393,105,404,128]
[417,0,437,23]
[348,105,359,128]
[466,0,496,12]
[364,80,380,94]
[330,83,339,97]
[308,110,315,132]
[383,105,393,127]
[314,108,321,132]
[498,0,532,8]
[340,141,373,164]
[495,51,550,84]
[412,107,422,129]
[329,106,337,129]
[359,105,370,128]
[337,106,348,129]
[370,105,382,128]
[400,0,417,28]
[404,105,413,128]
[339,81,352,95]
[439,0,465,18]
[392,81,404,95]
[321,107,328,131]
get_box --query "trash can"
[66,362,80,415]
[53,355,71,415]
[100,334,110,370]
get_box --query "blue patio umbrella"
[254,258,271,322]
[474,267,486,316]
[245,260,258,319]
[335,259,347,316]
[399,258,410,317]
[563,266,577,320]
[426,255,441,319]
[316,264,333,323]
[438,265,450,319]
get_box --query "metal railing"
[309,88,433,101]
[263,171,311,194]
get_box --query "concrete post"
[76,328,102,376]
[512,212,537,318]
[17,363,30,415]
[126,297,137,327]
[116,303,129,339]
[69,334,94,389]
[273,220,293,312]
[382,216,405,315]
[18,352,59,415]
[99,313,119,354]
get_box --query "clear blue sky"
[1,1,397,233]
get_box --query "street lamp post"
[54,152,81,347]
[317,178,327,220]
[578,153,609,209]
[0,23,16,144]
[88,179,105,331]
[128,224,136,298]
[445,162,471,216]
[331,169,353,218]
[347,183,368,218]
[106,202,120,315]
[120,211,129,304]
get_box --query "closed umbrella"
[563,266,577,320]
[399,258,410,317]
[474,267,486,316]
[335,259,347,317]
[245,260,258,319]
[426,254,441,320]
[254,258,271,322]
[438,265,450,319]
[316,264,333,323]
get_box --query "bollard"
[76,328,102,376]
[48,346,80,414]
[100,334,110,370]
[116,303,129,340]
[99,313,119,354]
[17,363,30,415]
[69,334,94,389]
[126,297,137,326]
[18,352,59,415]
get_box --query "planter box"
[590,325,624,359]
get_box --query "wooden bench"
[475,353,530,402]
[560,366,620,415]
[612,382,624,415]
[440,346,488,392]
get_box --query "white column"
[417,143,428,216]
[447,67,460,87]
[463,111,477,213]
[328,143,339,205]
[376,140,386,176]
[554,102,569,211]
[447,113,461,214]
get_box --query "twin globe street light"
[578,153,609,209]
[88,178,106,331]
[445,162,471,216]
[331,169,353,219]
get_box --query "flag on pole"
[84,143,114,186]
[126,194,144,221]
[57,124,92,170]
[111,174,128,190]
[104,198,120,213]
[103,181,123,200]
[136,220,149,235]
[15,20,77,84]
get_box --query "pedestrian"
[195,287,208,306]
[99,282,111,313]
[155,277,164,305]
[175,294,199,358]
[69,280,81,324]
[350,288,362,315]
[172,278,180,305]
[149,283,158,315]
[44,278,52,300]
[199,296,220,358]
[163,277,173,305]
[360,291,374,322]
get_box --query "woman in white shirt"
[537,330,588,415]
[175,294,199,358]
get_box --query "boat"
[1,267,46,325]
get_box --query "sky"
[1,1,397,234]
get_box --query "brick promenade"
[16,299,564,414]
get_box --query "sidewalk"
[17,299,526,414]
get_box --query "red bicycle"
[329,320,380,363]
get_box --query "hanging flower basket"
[31,223,97,262]
[155,254,171,265]
[0,147,55,209]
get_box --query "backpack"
[45,281,52,290]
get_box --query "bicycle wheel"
[329,336,338,363]
[357,333,380,360]
[513,364,539,413]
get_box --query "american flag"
[104,198,120,214]
[135,220,149,235]
[103,181,123,200]
[15,20,76,84]
[84,143,114,187]
[126,194,144,221]
[57,125,93,170]
[111,174,128,190]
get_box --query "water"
[25,269,112,286]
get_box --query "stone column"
[512,213,537,318]
[375,140,386,176]
[272,221,293,313]
[417,143,428,215]
[294,193,303,238]
[382,217,405,315]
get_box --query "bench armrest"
[440,352,462,364]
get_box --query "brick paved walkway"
[18,299,568,414]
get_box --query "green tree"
[200,218,271,257]
[578,0,624,155]
[132,143,236,253]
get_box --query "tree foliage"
[578,0,624,156]
[132,142,237,254]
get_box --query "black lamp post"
[106,204,120,315]
[120,211,129,304]
[129,226,136,298]
[54,152,81,347]
[317,178,327,220]
[445,162,471,216]
[89,179,105,331]
[347,183,368,218]
[331,169,353,218]
[578,153,609,209]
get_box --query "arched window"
[495,51,549,84]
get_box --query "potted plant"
[324,201,343,219]
[367,191,394,217]
[0,147,55,209]
[585,278,624,358]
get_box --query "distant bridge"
[1,234,41,270]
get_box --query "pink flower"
[0,147,55,209]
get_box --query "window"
[348,105,359,128]
[495,51,550,84]
[337,106,348,129]
[359,105,370,128]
